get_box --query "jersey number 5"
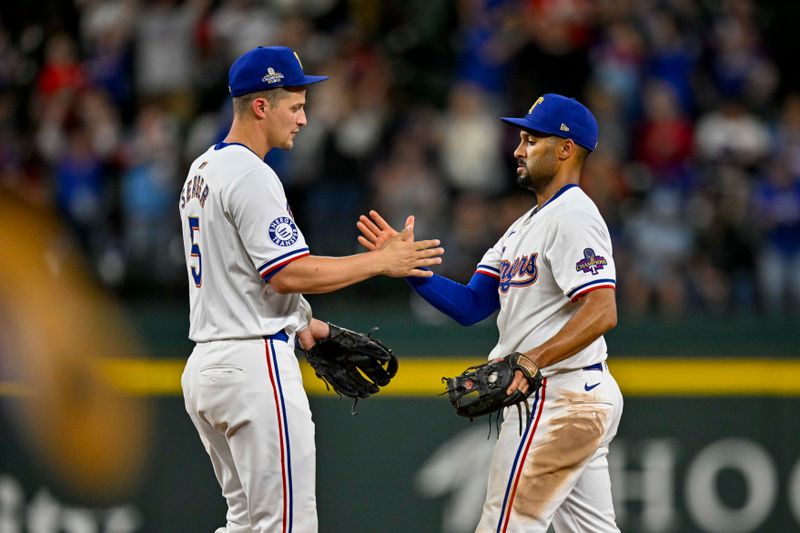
[188,216,202,287]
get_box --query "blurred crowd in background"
[1,0,799,317]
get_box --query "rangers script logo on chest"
[499,252,538,294]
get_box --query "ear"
[558,138,576,161]
[251,97,269,119]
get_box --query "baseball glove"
[443,352,543,420]
[304,322,397,403]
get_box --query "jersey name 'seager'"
[181,172,210,209]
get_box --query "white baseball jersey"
[476,184,616,375]
[180,143,312,342]
[472,184,623,533]
[180,142,318,532]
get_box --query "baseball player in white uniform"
[358,94,623,532]
[179,46,443,533]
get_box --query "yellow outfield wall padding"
[302,358,800,397]
[609,358,800,396]
[2,357,800,397]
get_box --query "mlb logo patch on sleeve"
[575,248,607,275]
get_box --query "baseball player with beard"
[179,46,443,533]
[358,94,623,532]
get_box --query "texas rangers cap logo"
[575,248,607,275]
[528,96,544,114]
[269,216,299,247]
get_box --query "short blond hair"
[232,88,292,116]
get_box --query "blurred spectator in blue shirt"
[753,160,800,314]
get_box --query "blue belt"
[266,329,289,343]
[583,362,603,372]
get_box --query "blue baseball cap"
[500,94,599,152]
[228,46,329,97]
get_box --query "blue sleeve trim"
[566,278,616,298]
[258,247,310,273]
[475,263,500,277]
[260,250,310,282]
[261,263,289,283]
[406,271,500,326]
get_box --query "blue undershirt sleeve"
[406,271,500,326]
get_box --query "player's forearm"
[525,288,617,368]
[269,253,383,294]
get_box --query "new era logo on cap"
[500,94,599,152]
[228,46,328,97]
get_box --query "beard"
[516,154,556,192]
[516,169,533,190]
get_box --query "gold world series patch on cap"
[262,67,284,84]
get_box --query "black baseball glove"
[443,352,543,420]
[303,322,397,402]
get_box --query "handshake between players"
[362,218,443,279]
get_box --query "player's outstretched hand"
[372,218,443,278]
[357,210,406,251]
[379,232,443,277]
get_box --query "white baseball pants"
[182,334,317,533]
[476,362,624,533]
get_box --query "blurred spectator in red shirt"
[633,79,694,191]
[37,33,86,102]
